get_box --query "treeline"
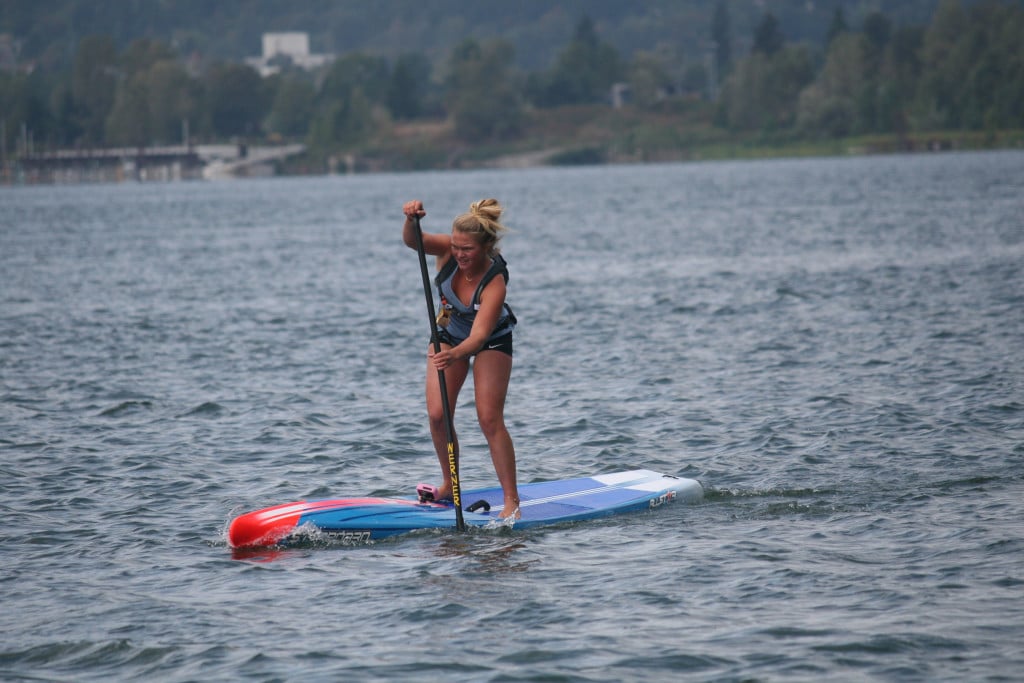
[2,0,1021,165]
[1,0,947,72]
[721,0,1024,137]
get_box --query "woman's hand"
[403,200,425,219]
[428,346,460,370]
[402,199,446,252]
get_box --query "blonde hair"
[452,198,507,255]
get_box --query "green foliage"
[320,53,390,107]
[2,1,1022,163]
[105,73,149,146]
[309,90,375,151]
[826,6,849,46]
[753,12,786,57]
[203,63,268,138]
[1,71,55,150]
[797,34,871,137]
[724,0,1024,140]
[119,39,177,78]
[628,52,675,108]
[548,146,606,166]
[720,46,814,132]
[48,80,82,146]
[71,35,117,144]
[2,0,949,72]
[267,76,315,137]
[387,53,430,121]
[304,52,392,149]
[912,0,1024,130]
[145,61,202,144]
[527,16,623,108]
[446,38,524,142]
[862,12,892,51]
[712,0,733,77]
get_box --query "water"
[2,151,1023,682]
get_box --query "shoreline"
[4,129,1023,186]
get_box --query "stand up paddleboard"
[228,469,703,548]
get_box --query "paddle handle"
[411,215,466,531]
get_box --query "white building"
[246,32,332,76]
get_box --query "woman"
[402,198,520,519]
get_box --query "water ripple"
[2,153,1024,681]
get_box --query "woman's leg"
[425,344,469,500]
[472,350,519,518]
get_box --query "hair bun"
[454,198,508,254]
[471,198,502,222]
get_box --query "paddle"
[411,214,466,532]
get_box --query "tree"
[862,12,892,52]
[528,16,623,107]
[988,5,1024,129]
[797,33,870,137]
[720,46,814,132]
[712,0,733,79]
[681,61,710,98]
[146,60,201,144]
[1,71,54,151]
[267,76,315,137]
[721,10,812,132]
[71,35,118,144]
[120,38,177,78]
[105,74,149,146]
[827,6,849,47]
[753,12,785,57]
[387,53,430,120]
[203,63,268,138]
[309,88,375,150]
[320,53,390,107]
[914,0,965,129]
[874,26,924,134]
[628,51,674,108]
[79,38,199,148]
[312,53,391,150]
[446,38,523,142]
[959,3,1024,130]
[49,80,84,147]
[853,12,893,132]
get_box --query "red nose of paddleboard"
[228,502,305,548]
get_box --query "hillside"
[4,0,949,71]
[4,0,1022,182]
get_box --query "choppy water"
[2,151,1023,682]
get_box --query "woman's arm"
[402,200,450,257]
[450,277,507,360]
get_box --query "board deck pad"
[228,469,703,548]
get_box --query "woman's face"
[450,230,486,270]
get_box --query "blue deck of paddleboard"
[292,470,702,539]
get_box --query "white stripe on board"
[490,471,666,513]
[592,469,661,486]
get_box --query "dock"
[9,143,306,184]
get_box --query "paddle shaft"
[411,215,466,531]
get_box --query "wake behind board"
[228,469,703,548]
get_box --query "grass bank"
[286,103,1024,175]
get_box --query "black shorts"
[435,329,513,357]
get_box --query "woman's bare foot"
[417,483,453,503]
[498,497,521,519]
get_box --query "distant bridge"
[14,143,306,183]
[199,144,305,180]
